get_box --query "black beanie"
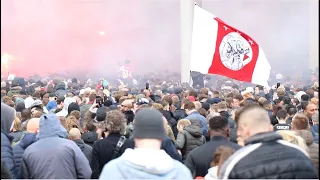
[96,107,107,122]
[68,102,80,114]
[133,108,165,140]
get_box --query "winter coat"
[173,109,187,121]
[176,125,206,161]
[219,132,318,179]
[81,131,98,147]
[99,148,193,180]
[1,160,13,179]
[185,111,208,136]
[1,103,16,178]
[20,114,91,179]
[74,139,92,164]
[295,130,319,172]
[184,136,240,177]
[91,133,123,179]
[13,133,37,177]
[161,110,178,138]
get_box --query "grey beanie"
[133,108,165,140]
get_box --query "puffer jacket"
[9,131,24,144]
[1,131,15,178]
[1,103,16,178]
[55,82,67,97]
[176,125,206,161]
[295,130,319,172]
[13,133,37,177]
[219,132,318,179]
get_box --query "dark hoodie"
[161,110,178,138]
[73,139,92,164]
[176,124,206,161]
[81,131,98,147]
[1,103,16,178]
[13,133,37,177]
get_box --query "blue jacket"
[185,111,208,136]
[13,133,37,177]
[1,131,15,178]
[20,114,92,179]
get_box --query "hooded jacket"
[176,125,206,161]
[13,133,37,177]
[73,139,93,164]
[295,130,319,172]
[99,148,193,180]
[1,103,16,177]
[219,132,318,179]
[20,114,91,179]
[81,131,98,147]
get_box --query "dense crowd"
[1,74,319,179]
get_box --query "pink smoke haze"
[1,0,317,79]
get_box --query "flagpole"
[180,0,195,84]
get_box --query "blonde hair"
[277,130,308,155]
[177,119,191,129]
[151,103,163,111]
[12,116,22,132]
[193,101,202,111]
[310,97,319,106]
[66,115,84,133]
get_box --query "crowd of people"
[0,73,319,179]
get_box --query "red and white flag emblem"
[190,5,271,86]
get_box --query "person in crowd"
[81,121,98,147]
[1,102,16,178]
[311,111,319,133]
[274,109,291,131]
[69,128,92,164]
[20,114,91,179]
[291,113,319,171]
[219,104,318,179]
[277,130,308,153]
[91,110,127,178]
[13,118,40,177]
[204,146,235,180]
[56,97,76,117]
[286,106,297,125]
[185,115,240,178]
[184,101,208,136]
[173,98,189,121]
[120,99,135,124]
[9,116,24,144]
[99,108,193,180]
[303,102,318,126]
[176,119,206,162]
[292,112,319,144]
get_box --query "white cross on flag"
[190,5,271,86]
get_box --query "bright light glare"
[99,31,105,36]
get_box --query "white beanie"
[25,97,35,108]
[295,91,306,102]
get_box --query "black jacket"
[173,109,187,121]
[184,136,240,177]
[119,136,182,162]
[124,110,134,124]
[219,132,318,179]
[161,110,178,138]
[90,133,122,179]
